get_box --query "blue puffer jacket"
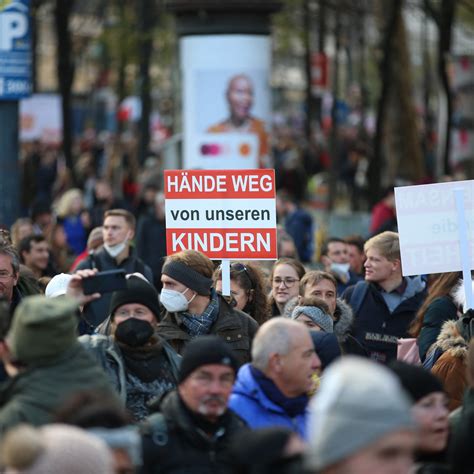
[229,364,309,440]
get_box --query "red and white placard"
[164,169,277,260]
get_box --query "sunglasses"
[218,262,254,289]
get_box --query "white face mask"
[160,288,195,313]
[330,262,351,275]
[104,232,130,258]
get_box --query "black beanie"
[179,335,239,383]
[389,361,444,402]
[109,276,160,319]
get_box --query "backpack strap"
[141,413,169,447]
[349,280,369,315]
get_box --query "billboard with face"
[180,35,271,170]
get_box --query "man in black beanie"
[140,335,248,474]
[158,250,258,366]
[78,273,181,421]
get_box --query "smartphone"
[82,269,127,295]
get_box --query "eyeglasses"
[0,271,15,281]
[272,277,300,288]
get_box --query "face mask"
[160,288,194,313]
[330,262,350,275]
[104,232,130,258]
[115,318,154,347]
[104,241,127,258]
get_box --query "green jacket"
[0,343,115,433]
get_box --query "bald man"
[208,74,268,167]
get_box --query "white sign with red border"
[164,169,277,260]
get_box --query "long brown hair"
[213,261,271,325]
[409,272,461,337]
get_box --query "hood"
[433,320,468,360]
[403,275,426,300]
[453,279,473,312]
[282,297,299,319]
[333,299,354,340]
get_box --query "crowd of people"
[0,186,473,473]
[0,137,470,473]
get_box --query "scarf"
[250,365,308,418]
[180,290,219,337]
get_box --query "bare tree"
[54,0,76,184]
[425,0,457,176]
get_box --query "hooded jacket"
[0,343,116,433]
[429,320,469,411]
[79,334,181,405]
[229,364,308,440]
[343,276,427,363]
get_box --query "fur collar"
[433,320,468,360]
[333,299,354,340]
[453,279,473,312]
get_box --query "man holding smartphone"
[75,209,153,332]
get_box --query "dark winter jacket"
[343,276,426,364]
[449,388,474,474]
[140,390,247,474]
[335,270,363,296]
[0,343,116,433]
[418,295,458,362]
[135,214,167,290]
[79,333,181,417]
[284,208,313,263]
[332,298,368,356]
[75,247,153,329]
[158,295,258,367]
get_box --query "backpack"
[141,412,169,447]
[348,280,369,315]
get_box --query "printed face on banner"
[164,169,277,260]
[181,35,271,170]
[395,180,474,276]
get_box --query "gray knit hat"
[305,357,415,470]
[291,305,334,333]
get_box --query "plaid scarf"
[181,290,219,337]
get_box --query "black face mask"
[115,318,154,347]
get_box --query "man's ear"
[392,259,401,272]
[128,229,135,241]
[268,352,282,373]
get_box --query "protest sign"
[164,169,277,260]
[395,180,474,276]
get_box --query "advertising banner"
[20,94,61,143]
[0,0,31,100]
[164,169,277,260]
[395,180,474,276]
[180,35,271,170]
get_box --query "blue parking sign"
[0,0,31,100]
